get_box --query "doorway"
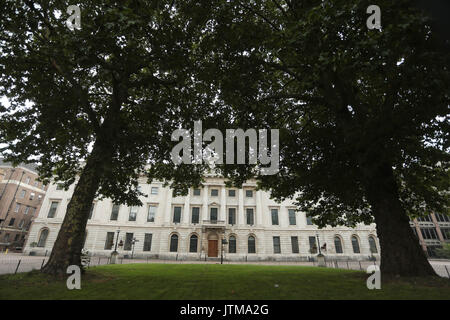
[208,240,218,257]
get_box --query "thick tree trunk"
[41,135,114,276]
[363,163,437,277]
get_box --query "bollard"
[14,259,21,274]
[121,258,123,264]
[359,261,363,271]
[445,266,450,278]
[41,259,45,269]
[98,257,100,265]
[346,261,349,269]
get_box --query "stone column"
[238,189,244,226]
[256,190,263,227]
[164,187,172,224]
[220,186,226,222]
[183,193,190,225]
[202,185,208,223]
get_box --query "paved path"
[0,253,449,278]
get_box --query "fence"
[0,254,449,278]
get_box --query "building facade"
[410,213,450,257]
[0,160,48,252]
[24,175,380,261]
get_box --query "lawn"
[0,263,449,300]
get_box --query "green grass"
[0,263,449,300]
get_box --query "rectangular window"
[288,209,296,225]
[18,219,25,229]
[441,228,450,240]
[436,213,450,223]
[420,228,438,240]
[228,208,236,225]
[110,204,120,221]
[309,236,317,253]
[147,205,156,222]
[47,201,58,218]
[56,183,64,190]
[246,190,253,197]
[124,233,133,251]
[104,232,115,250]
[25,177,30,184]
[193,188,201,196]
[228,190,236,197]
[246,208,254,225]
[273,236,281,254]
[8,218,15,227]
[271,209,279,225]
[29,192,35,200]
[143,233,152,251]
[129,207,138,221]
[291,236,299,253]
[173,206,182,223]
[211,189,219,197]
[151,187,158,195]
[191,207,200,224]
[14,204,20,213]
[306,215,313,225]
[210,207,218,222]
[24,206,30,215]
[19,190,26,198]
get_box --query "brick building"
[0,160,47,252]
[410,213,450,257]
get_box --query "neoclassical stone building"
[24,175,380,261]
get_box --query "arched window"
[351,235,360,254]
[248,235,256,254]
[170,234,178,252]
[189,234,198,253]
[37,229,49,247]
[229,235,236,253]
[368,236,378,254]
[334,236,343,254]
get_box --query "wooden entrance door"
[208,240,218,257]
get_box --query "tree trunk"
[363,162,437,277]
[41,135,114,276]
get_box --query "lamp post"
[221,238,228,264]
[113,228,120,252]
[131,238,139,259]
[316,233,326,267]
[110,228,120,264]
[316,233,322,255]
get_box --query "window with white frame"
[147,205,156,222]
[129,207,138,221]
